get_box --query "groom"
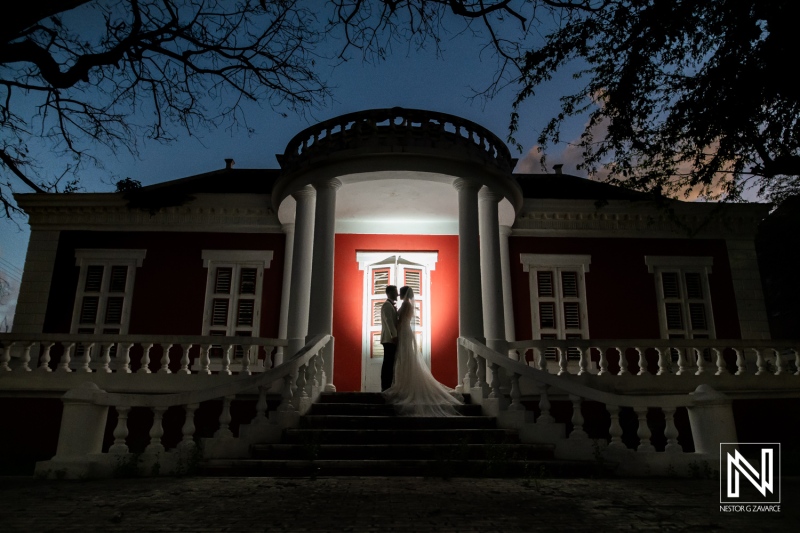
[380,285,399,391]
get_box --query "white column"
[479,188,507,355]
[286,187,315,359]
[274,223,295,366]
[454,178,484,390]
[499,225,517,356]
[307,178,341,392]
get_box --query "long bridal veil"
[384,286,462,417]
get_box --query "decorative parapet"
[277,107,515,177]
[514,199,770,238]
[14,193,281,232]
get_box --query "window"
[201,250,274,338]
[71,249,147,336]
[645,256,715,339]
[201,250,273,366]
[520,255,591,359]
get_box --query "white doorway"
[357,252,438,392]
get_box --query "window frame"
[200,250,274,338]
[645,256,716,339]
[520,254,591,341]
[70,249,147,335]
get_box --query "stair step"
[283,428,519,445]
[251,443,555,461]
[318,392,387,404]
[308,403,482,416]
[299,415,495,430]
[200,458,601,478]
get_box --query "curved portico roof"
[271,108,523,216]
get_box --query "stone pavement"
[1,475,798,532]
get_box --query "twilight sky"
[0,14,590,327]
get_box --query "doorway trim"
[356,251,438,391]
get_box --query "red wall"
[332,234,460,391]
[44,231,286,338]
[508,237,742,341]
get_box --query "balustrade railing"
[35,334,330,479]
[94,334,329,455]
[508,338,800,378]
[278,107,514,175]
[0,333,287,375]
[460,337,800,459]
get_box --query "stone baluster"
[199,344,211,375]
[607,405,626,449]
[463,348,477,390]
[109,406,130,454]
[179,404,198,450]
[634,406,655,452]
[577,347,589,376]
[714,348,727,375]
[774,348,787,376]
[754,348,767,375]
[676,346,690,376]
[694,346,709,375]
[19,341,34,371]
[78,342,93,373]
[146,407,167,454]
[535,347,548,372]
[178,344,192,374]
[663,408,682,453]
[314,349,325,387]
[635,346,648,376]
[734,348,746,376]
[656,346,670,375]
[99,342,113,373]
[569,395,588,439]
[159,343,173,374]
[278,374,295,412]
[295,363,309,400]
[794,349,800,376]
[475,355,487,395]
[508,373,524,411]
[488,363,501,399]
[254,386,268,424]
[220,344,233,375]
[306,355,318,391]
[118,343,133,373]
[537,386,554,423]
[58,343,74,372]
[214,396,234,438]
[557,348,568,376]
[38,342,54,372]
[138,343,153,374]
[0,341,13,371]
[616,346,629,376]
[240,345,253,376]
[597,346,609,376]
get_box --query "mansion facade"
[1,108,796,478]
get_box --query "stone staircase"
[201,392,599,477]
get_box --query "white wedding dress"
[383,287,463,417]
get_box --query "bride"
[383,286,463,416]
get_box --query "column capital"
[452,177,483,192]
[281,223,295,234]
[312,177,342,191]
[499,225,513,237]
[478,187,504,203]
[291,185,316,201]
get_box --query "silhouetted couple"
[380,285,462,416]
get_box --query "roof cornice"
[14,192,281,233]
[514,199,770,239]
